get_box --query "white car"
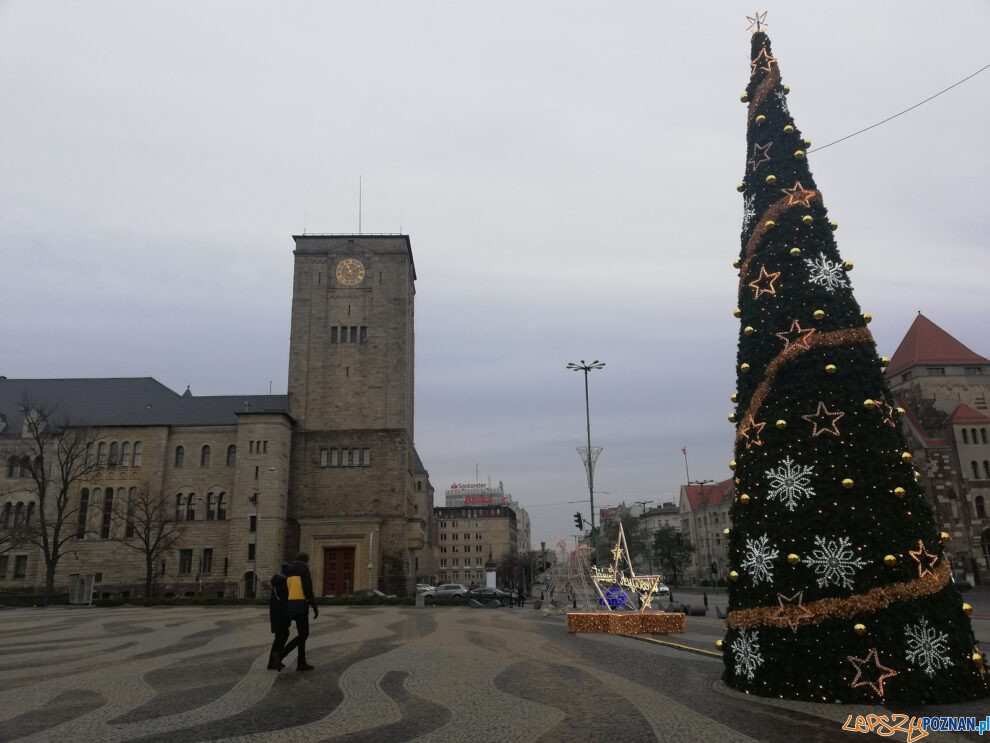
[655,582,670,598]
[416,583,436,593]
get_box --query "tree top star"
[746,11,768,33]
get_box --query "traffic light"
[574,512,584,530]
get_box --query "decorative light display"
[724,18,987,704]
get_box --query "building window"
[176,494,184,521]
[249,441,254,454]
[0,555,6,577]
[226,445,236,467]
[250,515,257,532]
[476,533,482,540]
[339,326,348,344]
[133,442,143,467]
[416,481,422,491]
[973,428,979,443]
[440,559,447,567]
[901,372,911,382]
[363,448,371,465]
[964,367,984,375]
[186,493,196,521]
[202,548,214,574]
[963,429,970,444]
[175,446,185,468]
[201,445,211,467]
[0,502,9,529]
[330,326,338,343]
[927,367,945,376]
[217,493,227,520]
[121,442,132,468]
[101,488,114,539]
[125,488,136,538]
[97,442,107,466]
[25,502,34,526]
[349,326,358,343]
[360,326,368,343]
[476,557,483,566]
[248,543,256,560]
[77,488,90,538]
[206,492,216,520]
[984,461,990,479]
[451,545,459,553]
[5,456,15,478]
[463,533,470,540]
[440,534,446,541]
[976,496,987,519]
[13,555,27,579]
[109,442,119,466]
[972,461,980,479]
[263,441,268,453]
[982,428,989,444]
[320,449,328,467]
[178,549,193,575]
[476,545,483,552]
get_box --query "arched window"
[97,442,107,466]
[6,456,16,478]
[201,445,211,468]
[85,443,94,466]
[983,428,989,445]
[973,461,980,479]
[206,492,216,520]
[174,446,185,468]
[977,496,987,519]
[19,456,31,478]
[109,442,119,467]
[121,442,131,468]
[226,445,236,467]
[25,502,34,526]
[0,502,10,528]
[186,493,196,521]
[101,488,114,539]
[175,493,184,521]
[972,428,979,443]
[77,488,90,538]
[984,461,990,479]
[217,492,227,521]
[13,502,24,526]
[133,442,143,467]
[125,487,136,538]
[963,429,970,445]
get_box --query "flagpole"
[682,446,690,485]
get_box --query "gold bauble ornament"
[740,363,751,373]
[829,220,838,231]
[883,554,897,566]
[896,407,905,416]
[733,258,742,268]
[722,528,730,536]
[914,469,922,480]
[728,570,739,582]
[794,149,806,159]
[802,138,812,147]
[734,477,740,485]
[843,260,854,271]
[854,623,867,636]
[940,531,951,543]
[813,309,826,320]
[863,313,873,323]
[736,183,746,192]
[744,326,755,336]
[764,219,776,229]
[730,393,738,403]
[863,399,876,409]
[728,460,737,471]
[962,602,973,615]
[825,364,837,374]
[716,639,724,649]
[739,493,751,504]
[783,124,794,133]
[880,356,890,366]
[733,307,742,318]
[789,247,801,256]
[973,652,984,666]
[728,413,737,422]
[842,478,854,489]
[740,92,749,102]
[787,553,800,565]
[782,85,790,93]
[901,452,913,463]
[893,487,906,498]
[765,174,777,185]
[801,214,814,224]
[775,419,786,429]
[756,114,766,124]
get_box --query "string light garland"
[801,401,845,437]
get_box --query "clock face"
[335,258,365,287]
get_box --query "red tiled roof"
[682,478,735,510]
[886,314,989,378]
[948,403,990,424]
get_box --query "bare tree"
[0,398,100,599]
[111,485,184,597]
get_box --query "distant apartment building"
[433,505,517,586]
[678,479,734,584]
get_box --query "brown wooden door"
[323,547,355,596]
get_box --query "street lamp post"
[634,499,654,574]
[567,359,605,566]
[689,479,715,587]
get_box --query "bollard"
[703,592,709,608]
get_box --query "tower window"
[330,327,338,343]
[360,326,368,343]
[963,429,970,445]
[927,367,945,376]
[339,326,348,343]
[350,326,358,343]
[175,446,185,468]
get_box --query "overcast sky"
[1,1,988,550]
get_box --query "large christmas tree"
[722,23,988,704]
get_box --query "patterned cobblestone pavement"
[0,605,985,742]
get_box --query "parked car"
[416,583,436,594]
[425,583,469,602]
[655,582,670,598]
[469,586,513,606]
[350,589,397,599]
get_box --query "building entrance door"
[323,547,355,596]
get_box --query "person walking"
[280,552,318,671]
[267,563,290,671]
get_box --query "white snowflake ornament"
[804,256,849,293]
[730,629,764,680]
[741,534,779,585]
[904,617,953,677]
[805,535,866,590]
[764,456,816,510]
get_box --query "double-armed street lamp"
[567,359,605,566]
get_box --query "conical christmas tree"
[723,26,989,704]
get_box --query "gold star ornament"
[848,648,898,697]
[909,540,940,578]
[801,401,845,437]
[775,319,815,350]
[781,181,817,208]
[746,11,768,33]
[748,141,772,171]
[775,591,812,633]
[750,46,777,75]
[739,416,766,450]
[748,265,781,299]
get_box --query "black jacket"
[285,560,316,617]
[269,567,290,633]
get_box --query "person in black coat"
[279,553,318,671]
[267,563,290,671]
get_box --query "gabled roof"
[886,313,989,378]
[0,378,288,434]
[681,478,735,510]
[948,403,990,425]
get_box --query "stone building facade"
[0,234,435,598]
[433,505,518,587]
[885,313,990,584]
[678,478,734,584]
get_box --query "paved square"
[0,604,986,742]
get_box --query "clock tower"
[286,234,423,596]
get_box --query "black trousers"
[279,614,310,664]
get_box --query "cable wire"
[809,64,990,153]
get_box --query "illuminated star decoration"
[739,416,767,450]
[775,319,816,350]
[611,542,624,567]
[782,181,817,208]
[848,648,899,697]
[750,46,777,75]
[748,141,772,171]
[748,265,781,299]
[746,11,768,33]
[881,401,898,429]
[801,401,845,438]
[909,540,940,578]
[591,522,663,614]
[775,591,812,633]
